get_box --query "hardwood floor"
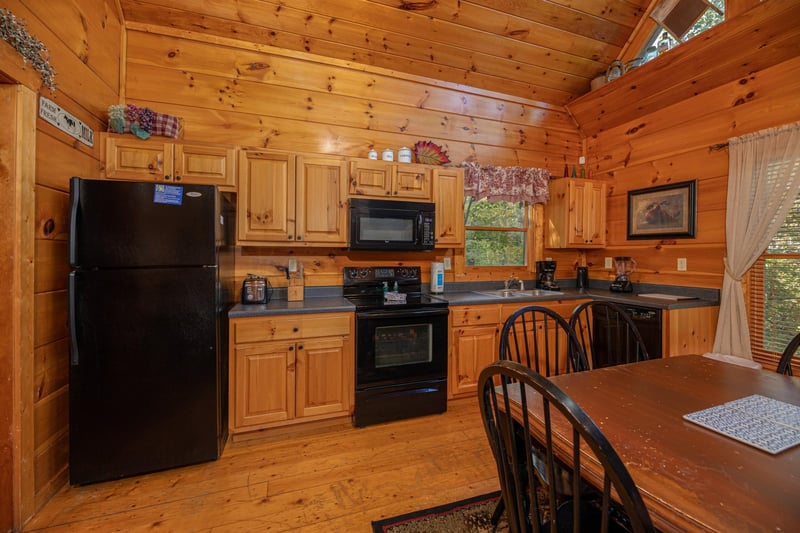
[24,399,499,532]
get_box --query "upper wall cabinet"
[349,159,432,201]
[433,166,465,248]
[238,150,347,246]
[104,134,236,190]
[545,178,607,249]
[295,155,349,245]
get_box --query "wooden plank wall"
[549,1,800,288]
[123,26,582,288]
[0,83,37,533]
[0,0,122,524]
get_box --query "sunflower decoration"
[413,140,451,165]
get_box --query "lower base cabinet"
[664,306,720,357]
[449,300,721,399]
[229,312,354,435]
[449,300,588,399]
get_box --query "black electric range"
[344,266,449,427]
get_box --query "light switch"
[677,258,687,271]
[443,257,452,270]
[604,257,613,269]
[288,258,298,272]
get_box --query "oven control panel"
[344,266,421,284]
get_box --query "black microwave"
[349,198,435,251]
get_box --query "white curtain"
[713,122,800,358]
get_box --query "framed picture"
[627,180,697,239]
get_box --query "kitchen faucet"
[504,274,524,291]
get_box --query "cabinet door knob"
[175,175,181,181]
[289,346,294,351]
[287,235,293,239]
[385,191,391,195]
[297,235,302,240]
[164,175,171,180]
[298,345,303,350]
[293,327,299,332]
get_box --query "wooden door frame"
[0,82,37,531]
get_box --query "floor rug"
[371,491,506,533]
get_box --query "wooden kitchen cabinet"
[448,300,588,398]
[295,155,349,245]
[233,341,295,427]
[433,166,465,247]
[349,159,432,201]
[229,312,353,434]
[663,305,720,357]
[449,304,501,398]
[237,150,348,246]
[545,178,607,248]
[104,134,236,190]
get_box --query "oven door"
[356,307,448,389]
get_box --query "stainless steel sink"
[473,289,564,298]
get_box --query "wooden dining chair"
[500,305,589,376]
[569,301,649,369]
[492,305,589,527]
[777,332,800,376]
[478,359,656,533]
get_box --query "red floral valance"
[462,162,551,204]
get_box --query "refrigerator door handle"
[69,272,79,366]
[68,177,80,266]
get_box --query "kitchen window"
[463,197,528,267]
[749,192,800,370]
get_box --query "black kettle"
[241,274,269,304]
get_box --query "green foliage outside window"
[762,194,800,352]
[464,197,527,266]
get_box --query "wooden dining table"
[503,354,800,532]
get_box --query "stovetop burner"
[343,266,448,311]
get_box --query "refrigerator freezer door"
[69,177,217,268]
[69,266,220,485]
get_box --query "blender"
[610,256,636,293]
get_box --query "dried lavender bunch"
[0,8,57,90]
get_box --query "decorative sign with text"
[38,96,93,147]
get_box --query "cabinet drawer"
[300,314,351,338]
[233,313,351,344]
[451,305,502,326]
[233,316,301,344]
[501,300,588,323]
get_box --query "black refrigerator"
[68,177,235,485]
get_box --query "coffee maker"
[610,256,636,293]
[535,260,559,291]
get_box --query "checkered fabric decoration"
[108,104,181,139]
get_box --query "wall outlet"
[443,257,452,270]
[677,258,687,271]
[288,258,298,272]
[604,257,613,269]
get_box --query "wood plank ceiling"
[119,0,654,107]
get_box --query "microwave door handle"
[417,212,423,241]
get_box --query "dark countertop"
[227,281,719,318]
[229,296,354,318]
[438,287,718,310]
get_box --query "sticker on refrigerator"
[153,184,183,205]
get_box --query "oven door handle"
[356,307,449,320]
